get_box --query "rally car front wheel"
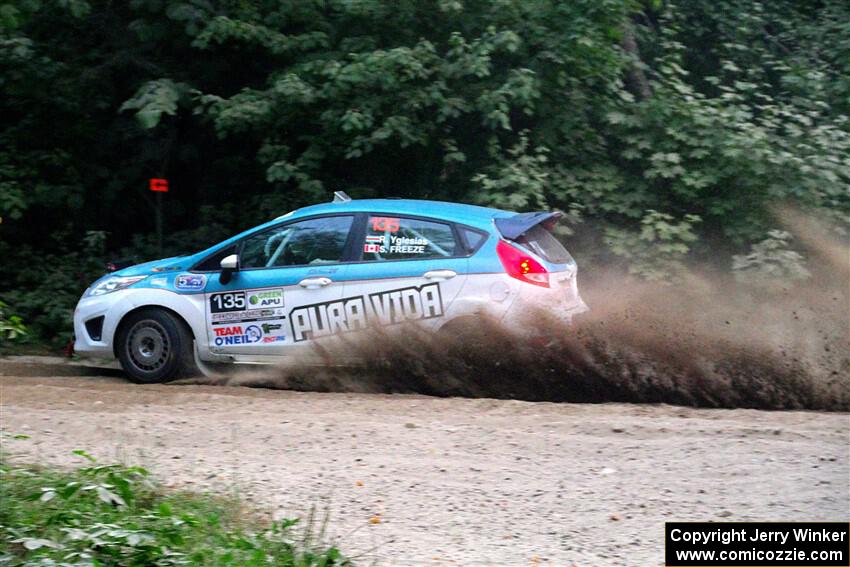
[116,308,197,384]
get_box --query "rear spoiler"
[494,211,563,240]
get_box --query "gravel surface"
[1,373,848,566]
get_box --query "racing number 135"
[371,217,400,233]
[210,292,246,313]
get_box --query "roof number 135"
[371,217,400,233]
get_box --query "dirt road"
[1,373,848,566]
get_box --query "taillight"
[496,240,549,288]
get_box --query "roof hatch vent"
[332,191,352,203]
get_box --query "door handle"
[423,270,457,280]
[298,277,333,289]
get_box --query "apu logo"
[290,283,443,342]
[248,289,283,308]
[213,325,262,346]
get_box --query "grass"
[0,450,349,566]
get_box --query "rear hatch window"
[516,225,573,264]
[494,211,574,264]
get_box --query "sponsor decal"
[261,322,283,334]
[290,283,443,342]
[212,324,263,346]
[214,326,244,336]
[210,308,284,324]
[370,216,400,233]
[210,291,246,313]
[262,336,286,343]
[176,274,206,291]
[248,289,284,308]
[209,288,287,324]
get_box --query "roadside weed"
[0,453,349,566]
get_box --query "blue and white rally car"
[73,193,587,383]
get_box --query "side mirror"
[219,254,239,284]
[220,254,239,270]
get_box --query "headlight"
[87,275,147,296]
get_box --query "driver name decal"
[290,283,444,342]
[363,235,429,255]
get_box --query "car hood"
[111,256,192,277]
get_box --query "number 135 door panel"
[204,215,353,355]
[205,268,348,355]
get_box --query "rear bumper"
[500,268,589,327]
[549,296,589,324]
[503,294,588,326]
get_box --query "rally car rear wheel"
[117,309,196,384]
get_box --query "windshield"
[516,225,573,264]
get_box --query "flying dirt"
[219,211,849,412]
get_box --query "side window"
[240,216,354,269]
[363,215,459,261]
[194,244,238,272]
[458,227,487,253]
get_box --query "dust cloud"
[221,211,849,411]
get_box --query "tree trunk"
[622,22,652,100]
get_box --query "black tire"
[116,308,197,384]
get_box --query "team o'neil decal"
[213,324,263,346]
[290,282,444,342]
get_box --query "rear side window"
[363,216,458,261]
[459,227,487,253]
[516,225,573,264]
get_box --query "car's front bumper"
[73,291,128,358]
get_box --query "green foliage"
[472,133,551,210]
[0,453,348,566]
[0,300,28,343]
[604,211,702,282]
[732,230,811,284]
[178,0,629,203]
[1,231,107,347]
[121,79,191,130]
